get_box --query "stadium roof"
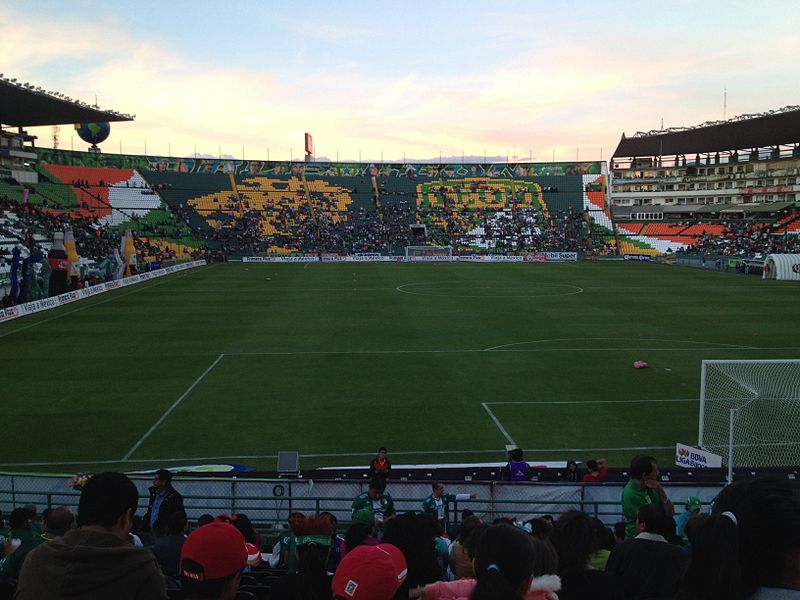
[612,106,800,158]
[0,78,133,127]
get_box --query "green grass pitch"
[2,261,798,473]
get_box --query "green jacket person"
[351,477,394,525]
[421,482,475,528]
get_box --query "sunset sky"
[2,0,798,162]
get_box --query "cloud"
[13,4,800,162]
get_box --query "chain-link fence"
[0,473,725,531]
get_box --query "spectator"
[502,448,531,482]
[268,511,305,571]
[563,461,580,482]
[677,476,800,600]
[270,515,335,600]
[448,515,483,579]
[196,514,214,529]
[680,512,710,558]
[426,514,453,581]
[421,482,475,532]
[621,454,674,540]
[0,507,43,581]
[382,512,441,590]
[15,471,167,599]
[676,496,703,539]
[230,513,260,548]
[369,447,392,479]
[529,537,561,599]
[42,506,76,540]
[351,476,395,525]
[411,523,561,600]
[180,521,248,600]
[142,469,185,536]
[342,509,378,558]
[588,517,616,570]
[581,458,609,483]
[332,544,407,600]
[129,514,146,547]
[613,521,626,546]
[528,518,554,542]
[21,505,39,535]
[319,511,345,572]
[152,510,188,577]
[551,510,621,600]
[606,504,687,600]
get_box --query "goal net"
[699,360,800,471]
[405,246,453,259]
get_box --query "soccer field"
[2,261,798,473]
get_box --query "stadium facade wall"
[36,148,603,178]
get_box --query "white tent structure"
[762,254,800,281]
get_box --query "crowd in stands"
[0,195,116,262]
[0,193,207,306]
[679,219,800,256]
[208,200,595,257]
[70,178,160,192]
[1,456,797,600]
[209,201,416,256]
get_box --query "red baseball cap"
[332,543,407,600]
[180,522,248,581]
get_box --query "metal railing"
[0,473,725,530]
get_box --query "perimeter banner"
[675,443,722,469]
[242,254,579,263]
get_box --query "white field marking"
[0,267,210,339]
[581,285,772,290]
[481,402,517,446]
[395,280,584,299]
[483,338,754,351]
[485,398,699,405]
[146,287,395,293]
[264,287,392,292]
[0,445,681,467]
[221,344,786,357]
[122,353,226,460]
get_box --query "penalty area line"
[485,398,700,405]
[121,353,225,461]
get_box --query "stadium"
[1,12,800,598]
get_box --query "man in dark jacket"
[606,504,687,600]
[14,471,167,600]
[142,469,185,534]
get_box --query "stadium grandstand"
[2,78,799,600]
[610,105,800,262]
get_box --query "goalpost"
[699,359,800,482]
[405,246,453,260]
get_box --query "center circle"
[396,280,583,298]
